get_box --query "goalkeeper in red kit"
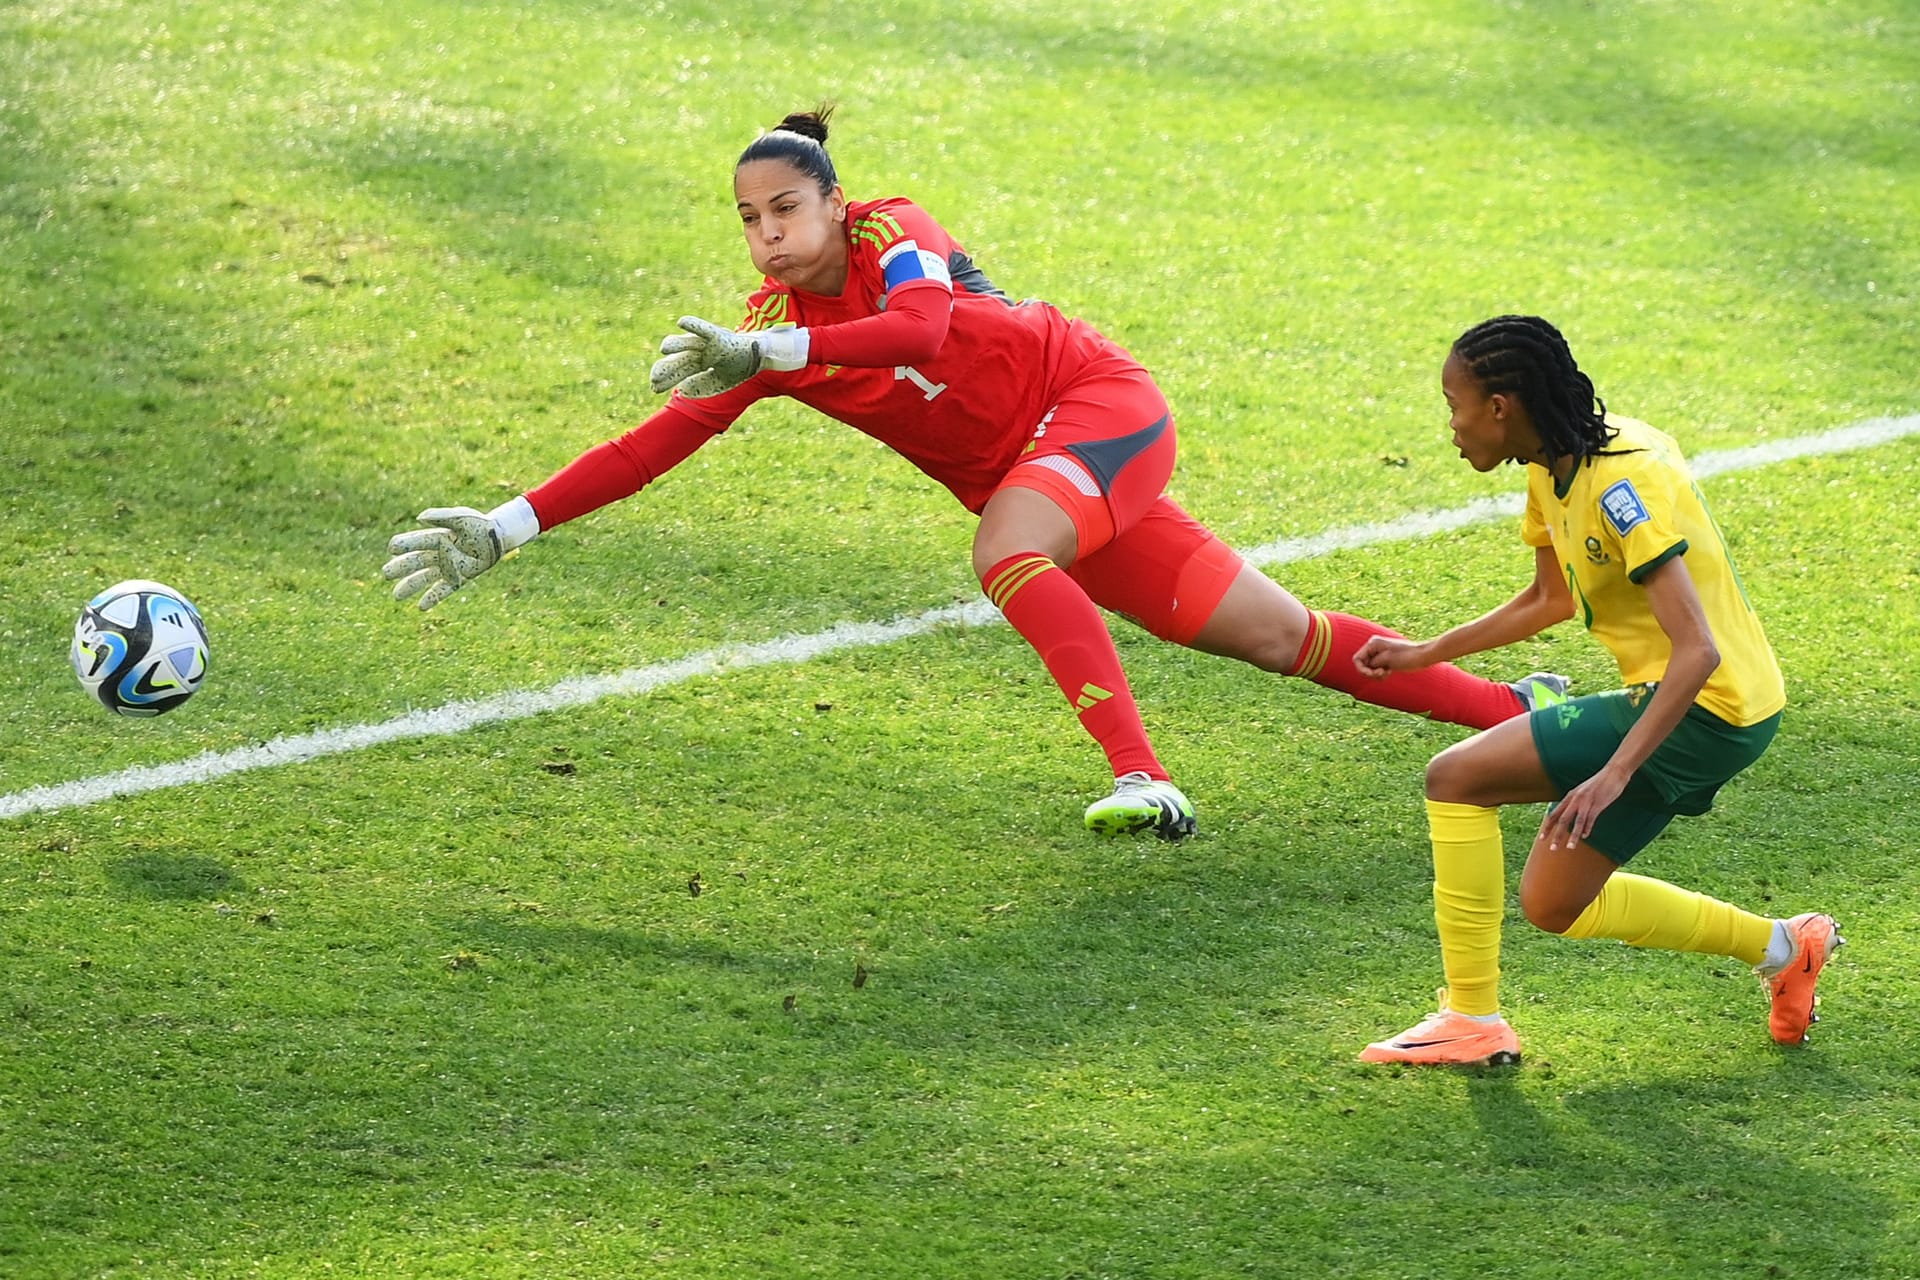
[383,106,1566,840]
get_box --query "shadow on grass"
[11,743,1906,1277]
[102,852,242,900]
[1444,1064,1900,1266]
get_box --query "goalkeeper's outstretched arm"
[381,403,730,611]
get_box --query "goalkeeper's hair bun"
[737,103,838,194]
[774,106,833,145]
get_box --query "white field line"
[5,414,1916,821]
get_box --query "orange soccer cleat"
[1359,992,1522,1067]
[1761,912,1843,1045]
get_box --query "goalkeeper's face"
[735,159,848,294]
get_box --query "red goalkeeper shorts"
[989,366,1242,645]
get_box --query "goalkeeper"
[384,106,1565,840]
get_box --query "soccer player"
[1353,315,1838,1066]
[382,107,1565,840]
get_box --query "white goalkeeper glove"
[382,497,539,611]
[649,316,808,399]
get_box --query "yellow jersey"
[1522,416,1785,726]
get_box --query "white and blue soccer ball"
[70,579,211,717]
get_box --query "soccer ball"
[70,579,211,717]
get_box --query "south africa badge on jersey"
[1600,480,1650,536]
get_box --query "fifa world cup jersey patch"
[1600,479,1651,535]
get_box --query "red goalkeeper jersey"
[628,198,1143,514]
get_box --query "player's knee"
[1519,880,1584,935]
[972,540,1054,585]
[972,492,1080,582]
[970,540,1000,584]
[1215,629,1299,673]
[1423,745,1478,803]
[1185,570,1306,671]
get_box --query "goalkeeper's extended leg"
[1287,609,1549,729]
[1176,564,1555,731]
[982,549,1197,839]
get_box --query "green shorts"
[1529,683,1781,864]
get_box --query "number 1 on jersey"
[894,364,947,402]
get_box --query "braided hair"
[1451,316,1619,467]
[736,104,838,195]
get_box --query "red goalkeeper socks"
[1290,611,1525,730]
[983,553,1165,780]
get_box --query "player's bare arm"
[1355,545,1573,677]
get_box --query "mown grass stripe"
[4,414,1914,821]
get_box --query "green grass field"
[4,0,1918,1275]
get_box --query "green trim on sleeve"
[1628,539,1689,584]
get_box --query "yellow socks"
[1427,800,1506,1017]
[1560,871,1773,964]
[1425,802,1775,1017]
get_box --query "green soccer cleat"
[1083,771,1197,841]
[1512,671,1572,712]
